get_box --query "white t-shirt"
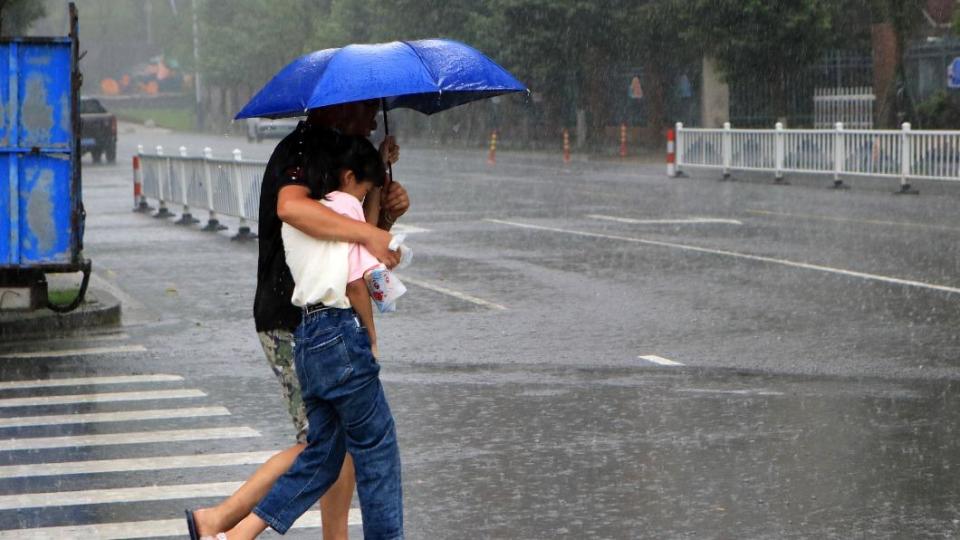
[282,191,381,309]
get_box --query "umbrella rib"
[400,40,441,89]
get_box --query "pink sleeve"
[330,194,380,282]
[348,243,381,283]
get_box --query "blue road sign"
[949,57,960,89]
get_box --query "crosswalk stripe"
[0,345,148,359]
[0,374,183,391]
[0,481,244,510]
[0,427,260,451]
[0,450,277,479]
[0,406,231,429]
[0,509,362,539]
[0,389,205,408]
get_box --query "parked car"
[246,117,301,142]
[79,97,117,163]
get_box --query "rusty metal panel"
[0,36,78,268]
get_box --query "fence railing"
[136,145,267,239]
[673,122,960,193]
[813,87,875,129]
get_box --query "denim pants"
[253,307,403,539]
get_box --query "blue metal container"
[0,4,88,311]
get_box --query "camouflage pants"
[257,329,308,444]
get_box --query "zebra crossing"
[0,346,357,538]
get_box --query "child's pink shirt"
[323,191,382,282]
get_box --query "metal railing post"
[201,147,227,231]
[175,146,199,225]
[773,122,788,185]
[154,145,175,218]
[721,122,732,181]
[833,122,848,189]
[231,149,257,241]
[896,122,919,195]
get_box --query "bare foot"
[192,508,223,537]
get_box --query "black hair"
[301,134,385,200]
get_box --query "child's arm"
[346,278,378,358]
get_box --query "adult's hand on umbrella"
[381,181,409,221]
[380,135,400,165]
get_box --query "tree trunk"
[872,22,899,128]
[645,60,668,140]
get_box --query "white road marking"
[486,219,960,296]
[0,427,260,452]
[589,214,743,226]
[746,209,960,233]
[0,389,206,408]
[0,345,147,360]
[401,276,507,310]
[0,450,275,479]
[0,332,129,349]
[639,355,685,367]
[0,481,244,510]
[0,374,183,390]
[0,509,362,539]
[677,388,785,397]
[0,406,231,429]
[391,223,431,234]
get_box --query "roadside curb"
[0,288,122,339]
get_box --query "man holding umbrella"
[187,100,406,540]
[186,39,525,539]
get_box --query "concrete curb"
[0,288,122,339]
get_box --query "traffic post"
[131,153,152,212]
[563,128,571,164]
[487,130,497,165]
[619,123,627,158]
[666,128,676,177]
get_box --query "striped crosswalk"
[0,362,348,537]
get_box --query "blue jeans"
[253,307,403,539]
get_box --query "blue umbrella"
[235,39,528,120]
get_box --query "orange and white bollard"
[563,128,571,164]
[487,130,497,165]
[666,128,677,177]
[132,153,152,212]
[619,123,628,158]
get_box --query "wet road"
[1,123,958,538]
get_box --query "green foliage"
[0,0,46,36]
[915,92,960,129]
[685,0,849,118]
[200,0,325,87]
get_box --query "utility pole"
[191,0,204,131]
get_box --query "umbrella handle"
[381,98,394,190]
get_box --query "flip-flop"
[185,509,200,540]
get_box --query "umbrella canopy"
[235,39,527,120]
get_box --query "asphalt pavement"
[0,122,958,538]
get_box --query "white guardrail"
[673,122,960,193]
[135,145,267,239]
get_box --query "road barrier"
[672,122,960,194]
[137,145,266,240]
